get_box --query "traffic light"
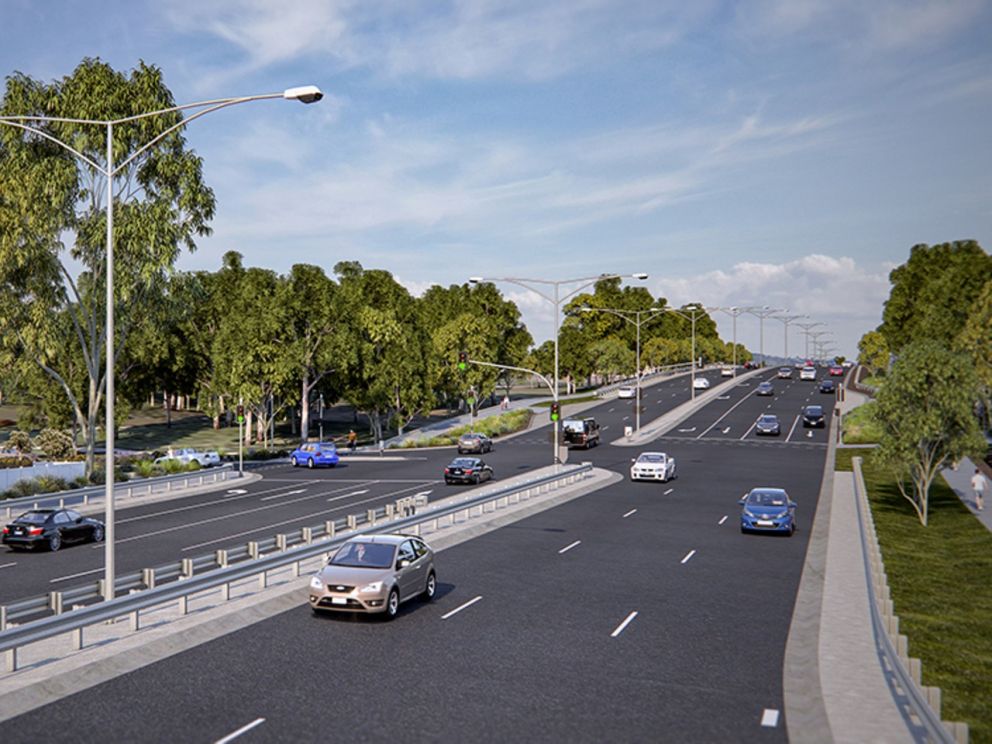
[458,350,468,371]
[550,401,560,422]
[236,404,245,424]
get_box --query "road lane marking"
[677,427,696,433]
[558,540,581,554]
[50,567,103,583]
[740,420,758,440]
[785,415,801,442]
[622,509,637,518]
[622,416,629,421]
[761,709,780,727]
[718,515,728,525]
[602,425,610,431]
[609,407,615,412]
[260,488,307,501]
[215,718,266,744]
[681,549,696,564]
[697,387,756,438]
[225,489,248,496]
[663,488,674,495]
[328,489,369,501]
[611,611,638,637]
[442,595,482,620]
[0,562,17,570]
[722,426,731,434]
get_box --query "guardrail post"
[216,550,230,601]
[5,646,17,673]
[49,591,63,616]
[181,558,194,579]
[925,687,941,717]
[908,657,922,684]
[324,522,335,539]
[302,527,313,544]
[347,515,357,530]
[367,508,377,526]
[259,566,268,590]
[71,625,84,651]
[276,534,287,552]
[142,568,156,590]
[947,721,969,743]
[248,541,260,560]
[178,594,188,616]
[0,606,5,632]
[385,504,395,519]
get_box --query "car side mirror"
[397,559,411,569]
[738,498,746,505]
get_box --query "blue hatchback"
[290,442,340,469]
[739,488,796,535]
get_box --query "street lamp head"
[468,276,483,285]
[632,272,648,280]
[283,85,324,104]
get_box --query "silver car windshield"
[638,454,666,463]
[330,542,395,569]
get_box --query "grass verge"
[532,395,601,408]
[847,454,992,741]
[841,401,883,444]
[397,409,533,448]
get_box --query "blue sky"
[2,0,990,358]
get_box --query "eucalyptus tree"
[0,59,214,473]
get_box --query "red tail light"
[28,527,44,535]
[444,468,451,474]
[2,527,8,534]
[464,469,474,475]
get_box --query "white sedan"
[692,377,711,390]
[617,386,636,399]
[154,448,221,468]
[630,452,677,482]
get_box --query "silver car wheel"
[424,572,436,600]
[49,533,61,552]
[92,526,104,543]
[291,456,298,467]
[386,588,400,619]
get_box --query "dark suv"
[562,418,600,448]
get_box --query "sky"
[2,0,990,359]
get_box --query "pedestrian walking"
[347,429,357,453]
[971,468,987,511]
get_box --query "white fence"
[0,462,86,493]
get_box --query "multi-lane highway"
[4,365,836,741]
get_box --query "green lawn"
[532,395,601,408]
[842,401,883,444]
[840,452,992,741]
[397,409,533,448]
[860,374,886,389]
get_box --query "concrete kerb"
[0,465,619,721]
[610,367,768,447]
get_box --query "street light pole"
[794,321,825,360]
[715,306,757,377]
[0,84,323,603]
[660,305,706,400]
[469,272,648,463]
[772,313,807,362]
[746,307,784,367]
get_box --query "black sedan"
[819,379,836,394]
[754,414,781,436]
[2,509,105,552]
[444,457,494,485]
[802,405,825,428]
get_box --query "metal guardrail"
[0,463,593,672]
[851,456,967,744]
[1,464,239,520]
[595,363,694,398]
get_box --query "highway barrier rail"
[852,456,967,744]
[0,463,593,673]
[595,363,694,398]
[1,464,240,521]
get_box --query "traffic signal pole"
[237,397,244,478]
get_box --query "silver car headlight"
[359,581,383,594]
[309,576,323,590]
[744,509,757,518]
[775,511,789,519]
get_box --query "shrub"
[0,455,34,469]
[33,429,76,460]
[131,460,160,479]
[6,430,33,454]
[1,475,69,500]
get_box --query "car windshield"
[805,406,823,416]
[330,542,395,569]
[15,511,52,524]
[460,434,481,441]
[318,443,336,451]
[748,491,788,507]
[759,383,771,388]
[450,458,478,467]
[637,454,666,463]
[779,368,790,372]
[562,420,586,433]
[759,415,778,424]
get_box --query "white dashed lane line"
[441,595,483,620]
[50,567,103,583]
[622,509,637,518]
[0,562,18,570]
[558,540,581,554]
[681,549,696,564]
[718,515,728,525]
[214,717,266,744]
[663,488,674,495]
[611,611,638,637]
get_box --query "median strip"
[441,595,483,620]
[611,611,638,637]
[558,540,581,554]
[215,717,265,744]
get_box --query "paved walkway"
[941,457,992,533]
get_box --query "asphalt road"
[0,369,728,606]
[4,366,828,742]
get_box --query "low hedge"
[397,409,532,449]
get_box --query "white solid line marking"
[215,717,266,744]
[681,549,696,564]
[260,488,307,501]
[328,489,369,501]
[0,562,17,570]
[663,488,674,495]
[558,540,581,554]
[622,509,637,518]
[761,709,780,727]
[697,387,756,438]
[442,595,483,620]
[740,420,758,440]
[785,414,801,442]
[718,515,728,525]
[50,567,103,583]
[611,611,638,637]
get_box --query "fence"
[852,456,968,743]
[0,461,86,493]
[0,463,593,672]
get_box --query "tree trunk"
[85,377,98,476]
[165,390,173,428]
[300,374,310,444]
[245,409,253,446]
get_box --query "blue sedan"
[290,442,340,469]
[739,488,797,535]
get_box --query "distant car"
[308,534,436,619]
[739,488,797,535]
[819,380,836,394]
[444,457,493,485]
[802,405,825,428]
[692,377,711,390]
[562,418,600,448]
[829,366,844,377]
[794,361,805,369]
[800,366,817,381]
[290,442,340,469]
[154,448,221,468]
[617,386,636,399]
[756,381,775,396]
[842,361,854,369]
[2,509,104,552]
[777,367,793,379]
[630,452,677,482]
[720,367,734,377]
[457,433,493,454]
[754,414,781,436]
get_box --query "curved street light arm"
[468,359,554,397]
[0,119,105,173]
